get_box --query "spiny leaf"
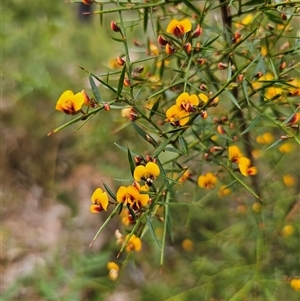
[265,138,284,151]
[131,122,158,148]
[146,216,161,248]
[226,89,241,109]
[241,114,261,135]
[149,97,160,119]
[114,142,140,157]
[89,73,101,104]
[127,147,136,176]
[182,0,201,17]
[103,182,117,201]
[143,7,148,32]
[178,135,189,156]
[117,65,126,99]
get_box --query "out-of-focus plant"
[48,0,300,299]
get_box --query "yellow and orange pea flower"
[165,92,200,126]
[165,105,190,126]
[166,18,192,38]
[134,162,160,187]
[256,132,274,144]
[228,146,257,176]
[176,92,199,112]
[197,172,218,189]
[90,188,109,213]
[107,261,119,281]
[125,234,142,252]
[290,278,300,292]
[116,184,149,210]
[228,145,243,163]
[217,185,231,198]
[238,157,257,177]
[55,90,86,115]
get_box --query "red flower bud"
[158,35,168,46]
[110,21,121,32]
[183,43,192,54]
[191,24,202,39]
[82,0,93,5]
[116,57,125,66]
[218,62,228,70]
[123,78,131,87]
[165,43,176,55]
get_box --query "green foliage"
[4,0,300,300]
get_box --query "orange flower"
[197,172,217,189]
[166,19,192,38]
[238,157,257,176]
[116,185,140,207]
[165,105,190,126]
[55,90,85,115]
[125,234,142,252]
[90,188,109,213]
[176,92,199,112]
[228,145,243,163]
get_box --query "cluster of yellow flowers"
[229,145,257,177]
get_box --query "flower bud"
[279,62,286,70]
[237,74,244,81]
[218,62,228,70]
[255,71,262,79]
[183,43,192,54]
[165,43,176,55]
[158,35,168,46]
[197,58,206,65]
[104,103,110,111]
[133,66,144,74]
[82,0,93,4]
[200,84,207,91]
[281,13,287,20]
[110,21,121,32]
[116,57,125,66]
[217,125,227,135]
[123,78,131,87]
[201,110,208,119]
[194,42,201,52]
[191,24,202,39]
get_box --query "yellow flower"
[116,185,140,207]
[176,92,199,112]
[282,225,294,237]
[288,78,300,96]
[256,132,274,144]
[279,142,293,153]
[228,145,243,163]
[181,239,194,252]
[197,172,217,189]
[134,162,160,186]
[178,170,192,183]
[218,185,231,198]
[236,14,254,28]
[125,234,142,252]
[283,175,295,187]
[261,45,268,57]
[290,278,300,291]
[166,104,190,126]
[107,261,119,281]
[55,90,85,115]
[238,157,257,177]
[252,202,261,213]
[90,188,109,213]
[166,19,192,38]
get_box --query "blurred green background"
[2,1,300,300]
